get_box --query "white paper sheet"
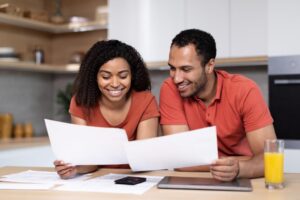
[0,170,90,185]
[125,126,218,171]
[45,119,129,165]
[0,182,54,190]
[55,173,163,195]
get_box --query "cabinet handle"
[274,79,300,85]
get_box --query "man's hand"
[210,157,239,181]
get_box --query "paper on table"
[45,119,129,165]
[0,182,54,190]
[55,173,163,195]
[0,170,90,185]
[125,126,218,171]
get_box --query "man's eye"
[182,68,191,72]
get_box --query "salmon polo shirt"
[159,70,273,157]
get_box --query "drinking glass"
[264,139,284,189]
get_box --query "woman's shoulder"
[132,90,155,100]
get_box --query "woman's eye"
[102,76,110,80]
[119,73,128,79]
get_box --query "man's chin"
[179,91,192,98]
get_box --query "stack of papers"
[0,170,162,195]
[55,173,163,195]
[0,170,90,190]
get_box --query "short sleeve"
[140,96,160,121]
[159,78,187,125]
[69,96,85,120]
[240,83,273,133]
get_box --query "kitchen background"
[0,0,299,170]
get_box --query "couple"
[54,29,276,182]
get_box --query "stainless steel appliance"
[269,55,300,140]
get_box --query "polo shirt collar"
[214,70,223,100]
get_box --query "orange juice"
[264,152,284,183]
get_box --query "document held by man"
[45,119,129,165]
[125,126,218,171]
[45,120,218,170]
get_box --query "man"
[159,29,276,181]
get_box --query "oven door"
[269,74,300,139]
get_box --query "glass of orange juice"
[264,139,284,189]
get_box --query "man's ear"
[206,58,215,73]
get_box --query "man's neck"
[198,72,217,106]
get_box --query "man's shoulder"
[161,77,177,90]
[218,70,258,89]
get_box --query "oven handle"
[274,79,300,85]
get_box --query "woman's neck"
[99,95,130,111]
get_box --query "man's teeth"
[178,83,188,89]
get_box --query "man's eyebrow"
[168,63,174,68]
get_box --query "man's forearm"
[239,153,264,178]
[175,165,210,172]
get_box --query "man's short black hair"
[171,29,217,66]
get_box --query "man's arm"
[210,124,276,181]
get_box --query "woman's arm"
[136,117,159,140]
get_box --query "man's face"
[168,44,208,98]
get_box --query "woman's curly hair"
[72,40,151,110]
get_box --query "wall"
[0,69,76,136]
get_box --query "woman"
[54,40,159,179]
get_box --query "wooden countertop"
[0,137,49,151]
[0,166,299,200]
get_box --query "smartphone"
[114,176,146,185]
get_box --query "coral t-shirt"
[159,70,273,157]
[69,90,160,141]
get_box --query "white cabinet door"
[230,0,267,57]
[185,0,230,58]
[108,0,185,62]
[268,0,300,56]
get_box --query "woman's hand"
[54,160,78,179]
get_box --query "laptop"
[157,176,252,192]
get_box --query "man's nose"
[172,70,184,84]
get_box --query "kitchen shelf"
[0,12,107,33]
[0,56,268,74]
[0,61,79,74]
[146,56,268,70]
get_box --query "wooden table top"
[0,166,299,200]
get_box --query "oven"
[269,55,300,140]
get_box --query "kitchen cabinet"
[109,0,185,62]
[230,0,267,57]
[109,0,269,62]
[268,0,300,56]
[185,0,230,58]
[0,0,107,65]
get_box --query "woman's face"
[97,57,132,103]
